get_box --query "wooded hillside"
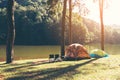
[0,0,120,45]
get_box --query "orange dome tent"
[65,43,90,60]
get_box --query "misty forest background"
[0,0,120,45]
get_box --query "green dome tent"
[90,49,108,58]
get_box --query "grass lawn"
[0,55,120,80]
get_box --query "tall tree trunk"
[69,0,72,44]
[99,0,104,50]
[6,0,15,63]
[61,0,67,58]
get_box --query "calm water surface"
[0,44,120,61]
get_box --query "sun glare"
[103,0,120,25]
[73,0,120,25]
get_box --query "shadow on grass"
[6,58,98,80]
[1,60,50,72]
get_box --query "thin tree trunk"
[69,0,72,44]
[61,0,67,58]
[99,0,104,50]
[6,0,15,63]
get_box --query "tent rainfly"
[65,43,91,60]
[90,49,108,58]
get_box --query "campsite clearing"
[0,55,120,80]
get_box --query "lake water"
[0,44,120,61]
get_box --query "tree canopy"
[0,0,120,45]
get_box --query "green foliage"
[0,8,7,44]
[0,0,120,45]
[0,0,63,45]
[70,13,88,44]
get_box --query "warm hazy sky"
[73,0,120,25]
